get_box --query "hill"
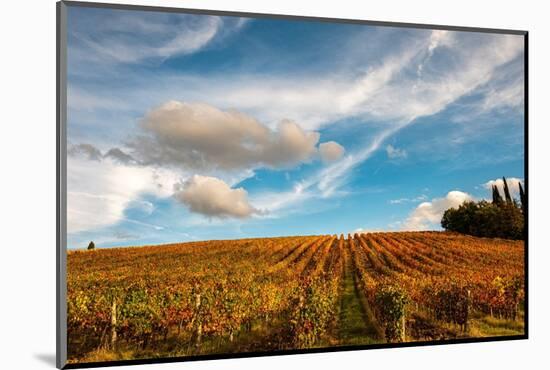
[67,231,525,364]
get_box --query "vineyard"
[67,232,525,363]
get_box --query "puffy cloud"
[132,101,327,171]
[319,141,345,163]
[173,175,260,218]
[402,191,473,230]
[483,177,524,198]
[68,143,103,161]
[386,144,407,159]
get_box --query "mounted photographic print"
[56,1,528,368]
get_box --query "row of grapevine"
[67,231,524,362]
[347,232,524,341]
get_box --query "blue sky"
[65,5,525,249]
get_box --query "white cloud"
[402,190,473,231]
[149,31,522,131]
[360,34,523,124]
[67,157,181,234]
[315,127,399,198]
[250,126,397,219]
[386,144,407,159]
[283,32,523,204]
[319,141,345,163]
[133,101,339,171]
[389,195,427,204]
[251,182,313,215]
[70,12,229,64]
[173,175,260,218]
[252,125,396,217]
[417,30,452,76]
[428,30,452,53]
[483,177,524,198]
[482,81,524,112]
[69,30,515,130]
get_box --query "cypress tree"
[502,177,513,204]
[492,185,503,205]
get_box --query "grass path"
[336,245,382,346]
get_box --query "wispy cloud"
[68,8,242,64]
[68,30,523,132]
[251,182,313,215]
[252,125,398,215]
[389,195,427,204]
[481,78,524,113]
[156,32,523,131]
[67,157,182,234]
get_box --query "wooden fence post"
[465,290,471,332]
[194,293,202,347]
[111,301,117,349]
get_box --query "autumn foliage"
[67,232,524,362]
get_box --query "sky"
[65,5,525,249]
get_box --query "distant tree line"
[441,177,526,240]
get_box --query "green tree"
[87,241,95,250]
[441,198,524,240]
[441,201,478,235]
